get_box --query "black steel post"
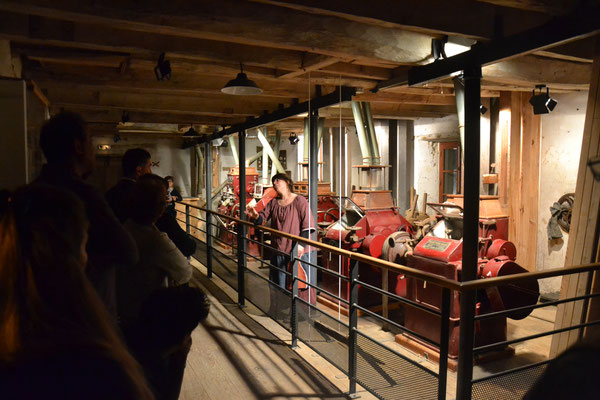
[348,259,359,395]
[438,287,451,400]
[291,244,299,348]
[204,141,213,278]
[185,204,190,235]
[456,66,481,400]
[237,132,247,307]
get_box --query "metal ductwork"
[361,102,381,165]
[453,76,466,162]
[351,101,372,165]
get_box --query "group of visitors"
[0,111,208,400]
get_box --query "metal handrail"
[179,201,600,293]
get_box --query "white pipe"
[257,129,286,174]
[228,135,239,165]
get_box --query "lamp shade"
[221,72,263,95]
[183,127,200,137]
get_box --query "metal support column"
[308,108,319,305]
[204,141,213,278]
[456,66,481,400]
[348,259,359,395]
[438,288,451,400]
[237,131,247,307]
[291,244,299,348]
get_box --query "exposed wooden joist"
[252,0,550,39]
[482,55,592,90]
[0,0,434,64]
[353,92,456,105]
[476,0,579,15]
[51,106,245,125]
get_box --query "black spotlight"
[288,132,299,145]
[113,133,122,143]
[480,104,488,115]
[529,85,557,115]
[154,52,171,81]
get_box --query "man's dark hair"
[122,148,151,177]
[271,173,294,193]
[40,112,87,163]
[165,176,174,182]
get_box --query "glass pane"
[443,172,457,195]
[444,148,458,170]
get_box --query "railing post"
[291,244,299,348]
[348,259,359,395]
[438,287,451,400]
[456,66,481,400]
[204,141,213,279]
[237,131,247,307]
[185,204,190,235]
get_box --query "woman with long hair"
[0,184,153,399]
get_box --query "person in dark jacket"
[106,151,196,257]
[35,112,138,318]
[0,184,153,400]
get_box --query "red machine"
[320,192,415,308]
[398,199,540,360]
[216,167,277,257]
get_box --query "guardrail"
[176,201,600,400]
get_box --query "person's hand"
[245,206,258,220]
[297,244,305,258]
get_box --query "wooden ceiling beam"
[23,64,315,99]
[50,106,245,126]
[0,0,433,64]
[251,0,593,62]
[0,11,341,73]
[475,0,580,14]
[481,55,592,90]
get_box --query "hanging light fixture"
[288,132,299,145]
[529,85,558,115]
[154,52,171,81]
[182,126,200,137]
[221,63,263,95]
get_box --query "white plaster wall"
[92,136,193,196]
[536,91,587,296]
[414,115,460,203]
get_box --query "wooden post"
[551,43,600,356]
[498,92,511,205]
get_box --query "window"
[439,142,461,202]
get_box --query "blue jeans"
[269,251,317,308]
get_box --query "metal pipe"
[351,101,372,165]
[237,130,247,307]
[228,135,239,165]
[456,66,481,400]
[453,76,466,163]
[303,117,310,163]
[361,102,381,165]
[257,129,286,174]
[270,130,281,179]
[316,117,325,152]
[246,150,262,167]
[211,180,228,201]
[205,141,213,278]
[262,130,269,185]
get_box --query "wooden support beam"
[0,0,434,64]
[482,55,592,90]
[353,92,456,105]
[551,42,600,356]
[476,0,579,15]
[498,91,510,204]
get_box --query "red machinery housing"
[398,198,540,359]
[320,192,414,308]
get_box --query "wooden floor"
[182,252,558,400]
[180,260,353,400]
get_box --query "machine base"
[395,333,515,372]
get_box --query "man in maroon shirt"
[246,173,316,318]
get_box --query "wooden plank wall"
[551,44,600,356]
[506,91,540,272]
